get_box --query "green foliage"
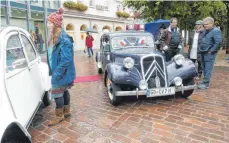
[63,1,88,12]
[123,0,227,30]
[116,11,130,18]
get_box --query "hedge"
[64,1,88,12]
[116,11,130,18]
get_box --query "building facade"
[62,0,131,51]
[0,0,60,53]
[1,0,131,52]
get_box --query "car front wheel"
[177,78,195,98]
[43,91,51,106]
[97,62,103,74]
[106,76,121,106]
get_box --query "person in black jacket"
[188,20,204,79]
[155,24,166,50]
[35,28,44,54]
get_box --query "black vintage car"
[96,31,197,106]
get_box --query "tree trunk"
[184,22,187,48]
[226,6,229,50]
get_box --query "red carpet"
[74,75,100,83]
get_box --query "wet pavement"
[30,50,229,143]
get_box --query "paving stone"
[29,51,229,142]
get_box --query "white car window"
[6,35,27,72]
[21,35,36,62]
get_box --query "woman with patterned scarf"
[46,8,76,126]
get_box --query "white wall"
[64,16,126,51]
[63,0,125,18]
[64,17,90,51]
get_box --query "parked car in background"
[0,26,51,142]
[96,31,197,106]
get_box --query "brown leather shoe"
[63,105,71,118]
[48,108,65,126]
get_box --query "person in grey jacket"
[188,20,205,79]
[198,17,222,89]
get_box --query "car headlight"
[139,80,148,90]
[173,54,185,66]
[123,57,135,69]
[173,77,182,86]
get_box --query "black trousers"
[165,49,179,61]
[55,90,70,109]
[191,59,202,77]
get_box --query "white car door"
[20,33,44,98]
[4,32,37,126]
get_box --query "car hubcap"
[106,77,114,100]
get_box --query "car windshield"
[111,35,154,49]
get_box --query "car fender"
[38,62,51,91]
[106,63,142,87]
[166,59,197,85]
[0,89,31,142]
[0,120,31,142]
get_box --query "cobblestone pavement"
[30,50,229,143]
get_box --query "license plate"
[147,87,175,97]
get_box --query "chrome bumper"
[115,85,196,97]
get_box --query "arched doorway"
[65,24,76,49]
[115,26,122,31]
[102,25,111,33]
[66,24,74,31]
[80,24,87,42]
[80,24,87,31]
[92,25,98,30]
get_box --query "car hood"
[112,47,154,55]
[112,47,163,59]
[111,48,164,65]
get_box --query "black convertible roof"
[102,30,152,38]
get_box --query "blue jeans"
[87,47,93,57]
[55,90,70,109]
[200,52,217,86]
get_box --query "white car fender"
[0,119,31,141]
[38,62,51,91]
[0,91,30,141]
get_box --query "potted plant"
[64,1,88,12]
[116,11,130,19]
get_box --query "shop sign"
[96,5,106,11]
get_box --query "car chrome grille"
[141,55,167,88]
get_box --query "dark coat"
[36,33,44,44]
[159,26,183,50]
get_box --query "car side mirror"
[12,58,27,69]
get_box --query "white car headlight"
[173,77,182,86]
[173,54,185,66]
[123,57,135,69]
[139,80,148,90]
